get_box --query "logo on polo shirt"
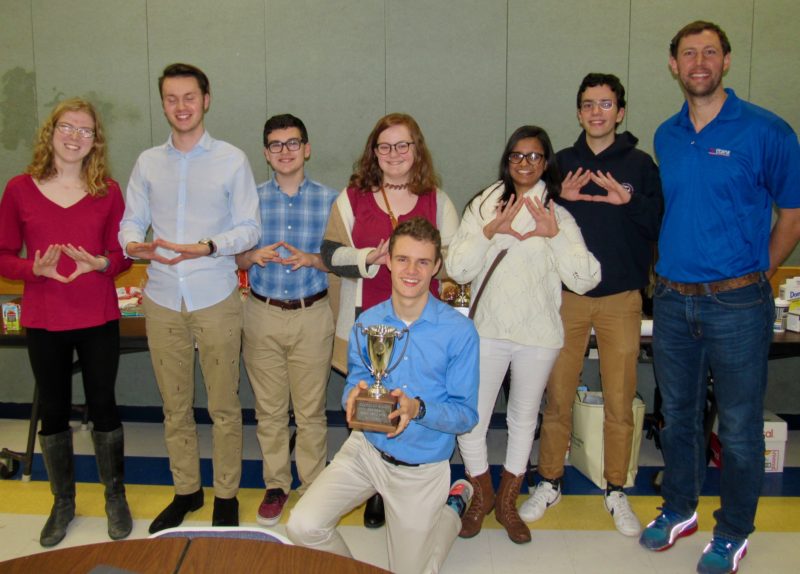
[622,183,634,195]
[708,148,731,157]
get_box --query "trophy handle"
[383,326,410,378]
[353,323,376,378]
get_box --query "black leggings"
[26,320,122,435]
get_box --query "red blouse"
[0,174,131,331]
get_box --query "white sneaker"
[604,490,642,537]
[519,480,561,522]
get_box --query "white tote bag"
[568,391,645,489]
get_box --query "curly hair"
[349,113,440,196]
[26,97,110,197]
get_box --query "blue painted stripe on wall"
[15,454,800,497]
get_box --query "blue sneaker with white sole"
[639,508,698,551]
[696,536,748,574]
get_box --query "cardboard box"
[709,411,787,473]
[787,310,800,333]
[763,411,788,472]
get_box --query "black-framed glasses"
[375,141,414,155]
[579,99,615,112]
[507,151,544,164]
[266,138,304,153]
[56,122,95,139]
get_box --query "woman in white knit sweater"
[446,125,601,544]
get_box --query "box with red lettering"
[709,411,787,473]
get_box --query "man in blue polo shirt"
[236,114,338,527]
[639,21,800,574]
[287,217,479,574]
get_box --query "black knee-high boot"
[92,426,133,540]
[39,430,76,547]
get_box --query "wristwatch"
[414,397,426,421]
[198,238,216,256]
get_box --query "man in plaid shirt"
[236,114,338,526]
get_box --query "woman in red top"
[322,113,459,368]
[321,113,458,527]
[0,98,132,547]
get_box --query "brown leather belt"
[657,272,761,296]
[250,289,327,310]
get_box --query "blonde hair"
[26,97,110,197]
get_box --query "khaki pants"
[143,288,243,498]
[242,294,334,494]
[538,290,641,487]
[286,432,460,574]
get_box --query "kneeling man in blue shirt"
[287,216,479,574]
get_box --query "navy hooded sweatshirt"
[555,131,663,297]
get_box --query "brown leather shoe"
[495,468,531,544]
[459,471,495,538]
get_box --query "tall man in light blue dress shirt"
[235,114,337,526]
[119,63,260,532]
[287,217,479,574]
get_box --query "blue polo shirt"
[654,88,800,283]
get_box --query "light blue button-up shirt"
[344,295,479,464]
[119,131,260,311]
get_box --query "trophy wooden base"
[350,390,398,433]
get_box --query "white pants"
[286,432,460,574]
[458,337,560,476]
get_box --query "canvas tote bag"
[568,390,645,488]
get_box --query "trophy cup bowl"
[350,324,409,433]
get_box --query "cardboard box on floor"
[709,411,788,473]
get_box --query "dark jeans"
[652,277,774,541]
[27,320,122,435]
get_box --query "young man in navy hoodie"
[520,73,662,536]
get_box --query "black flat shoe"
[363,493,385,529]
[148,489,204,534]
[212,496,239,527]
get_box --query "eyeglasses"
[580,99,615,112]
[266,138,304,153]
[508,151,544,164]
[375,141,414,155]
[56,123,95,139]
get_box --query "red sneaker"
[257,488,288,526]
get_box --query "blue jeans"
[652,276,774,541]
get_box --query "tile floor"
[1,418,798,573]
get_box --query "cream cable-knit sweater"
[446,180,601,349]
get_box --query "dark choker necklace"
[383,182,409,190]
